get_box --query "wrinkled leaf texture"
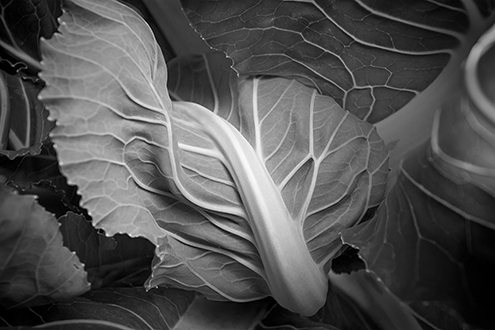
[343,23,495,327]
[0,186,90,309]
[180,0,495,187]
[38,0,388,313]
[180,0,490,122]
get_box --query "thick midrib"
[173,101,328,316]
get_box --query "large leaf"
[342,23,495,327]
[0,0,61,74]
[180,0,494,122]
[39,0,388,315]
[167,51,389,267]
[153,57,390,314]
[180,1,495,187]
[39,0,178,244]
[0,186,90,309]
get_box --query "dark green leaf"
[180,0,495,123]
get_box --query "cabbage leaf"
[180,0,495,187]
[38,0,388,315]
[342,24,495,326]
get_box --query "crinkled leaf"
[39,0,388,315]
[181,0,495,123]
[39,0,178,244]
[0,186,90,309]
[0,72,54,158]
[0,0,61,74]
[59,212,155,288]
[342,25,495,327]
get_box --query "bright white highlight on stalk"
[174,101,328,316]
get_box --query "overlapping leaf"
[39,0,388,315]
[181,0,495,123]
[0,185,90,309]
[342,29,495,326]
[168,53,389,267]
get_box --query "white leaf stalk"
[174,101,328,316]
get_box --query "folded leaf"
[0,186,90,309]
[39,0,388,316]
